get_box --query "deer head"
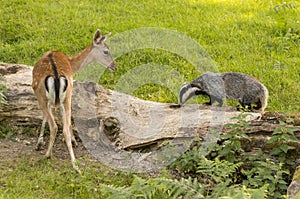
[92,29,117,71]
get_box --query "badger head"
[178,83,201,105]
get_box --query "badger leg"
[170,104,181,108]
[237,103,252,111]
[253,100,262,110]
[205,96,223,106]
[204,95,214,105]
[204,101,212,105]
[216,98,223,107]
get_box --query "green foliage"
[242,158,289,198]
[100,175,205,199]
[0,119,17,140]
[100,174,271,199]
[0,156,136,199]
[0,81,7,108]
[169,113,292,198]
[267,119,299,162]
[197,157,243,184]
[152,177,205,199]
[219,185,269,199]
[99,169,271,199]
[215,114,251,162]
[168,138,203,174]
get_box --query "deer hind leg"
[60,100,80,173]
[36,116,47,151]
[45,103,58,159]
[35,94,57,155]
[61,123,78,147]
[69,125,78,147]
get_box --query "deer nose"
[109,62,117,71]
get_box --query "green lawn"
[1,0,299,112]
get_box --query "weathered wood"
[0,63,41,125]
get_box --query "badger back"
[221,72,268,104]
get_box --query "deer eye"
[103,49,109,55]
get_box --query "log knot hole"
[0,63,23,75]
[103,117,121,141]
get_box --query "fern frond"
[151,177,205,199]
[131,176,157,199]
[99,183,132,199]
[197,157,243,183]
[100,175,161,199]
[218,185,268,199]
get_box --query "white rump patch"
[45,76,56,106]
[59,77,68,104]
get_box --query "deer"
[32,29,116,173]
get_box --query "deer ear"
[99,32,111,43]
[93,29,102,45]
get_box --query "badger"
[171,72,269,114]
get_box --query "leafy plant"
[99,175,205,199]
[267,119,299,162]
[169,144,202,174]
[0,80,7,107]
[218,185,268,199]
[196,157,244,198]
[99,177,149,199]
[197,157,243,184]
[170,113,292,198]
[100,174,272,199]
[209,113,251,163]
[242,158,289,199]
[0,119,17,140]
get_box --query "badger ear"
[93,29,102,45]
[191,82,202,89]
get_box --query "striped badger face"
[178,83,201,105]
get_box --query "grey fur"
[173,72,269,114]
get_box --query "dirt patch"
[0,131,91,164]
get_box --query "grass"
[1,0,299,112]
[0,156,136,198]
[0,0,299,198]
